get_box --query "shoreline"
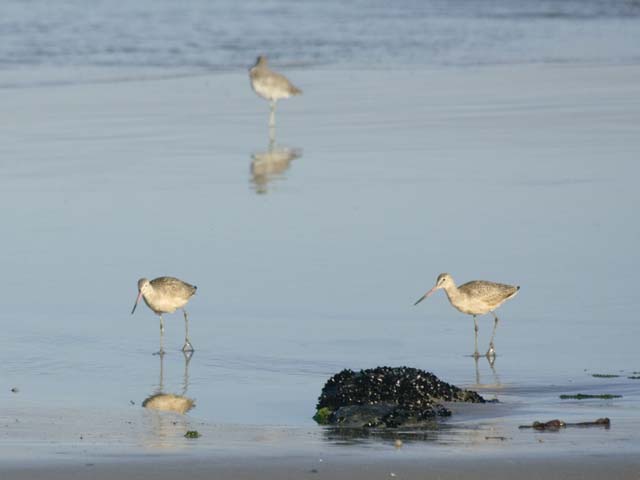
[1,60,639,91]
[3,387,639,469]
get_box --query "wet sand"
[1,63,640,476]
[3,376,640,478]
[4,454,640,480]
[2,401,640,479]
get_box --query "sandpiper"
[131,276,197,354]
[414,273,519,359]
[249,55,302,127]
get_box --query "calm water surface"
[0,1,639,436]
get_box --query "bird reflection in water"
[473,355,501,389]
[142,351,195,414]
[250,126,302,194]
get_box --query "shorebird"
[131,276,197,354]
[414,273,520,359]
[249,55,302,128]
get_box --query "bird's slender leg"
[182,309,194,353]
[154,315,165,356]
[269,100,276,128]
[486,312,499,358]
[472,315,480,358]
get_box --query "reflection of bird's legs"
[154,315,165,356]
[182,309,194,353]
[268,125,276,149]
[182,350,192,396]
[474,355,480,385]
[269,100,276,128]
[486,312,499,359]
[156,349,165,393]
[472,315,480,358]
[487,354,499,382]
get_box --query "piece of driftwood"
[519,418,610,430]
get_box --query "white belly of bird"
[144,295,187,314]
[453,297,494,316]
[252,80,290,101]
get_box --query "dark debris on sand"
[314,366,485,428]
[519,418,611,431]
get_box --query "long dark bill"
[414,294,428,306]
[131,291,142,314]
[413,287,437,306]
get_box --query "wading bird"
[414,273,519,359]
[249,55,302,128]
[131,276,197,355]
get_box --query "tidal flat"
[1,63,640,478]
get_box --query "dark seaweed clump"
[559,393,622,400]
[315,366,485,428]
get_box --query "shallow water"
[1,63,639,443]
[2,0,640,457]
[1,0,640,88]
